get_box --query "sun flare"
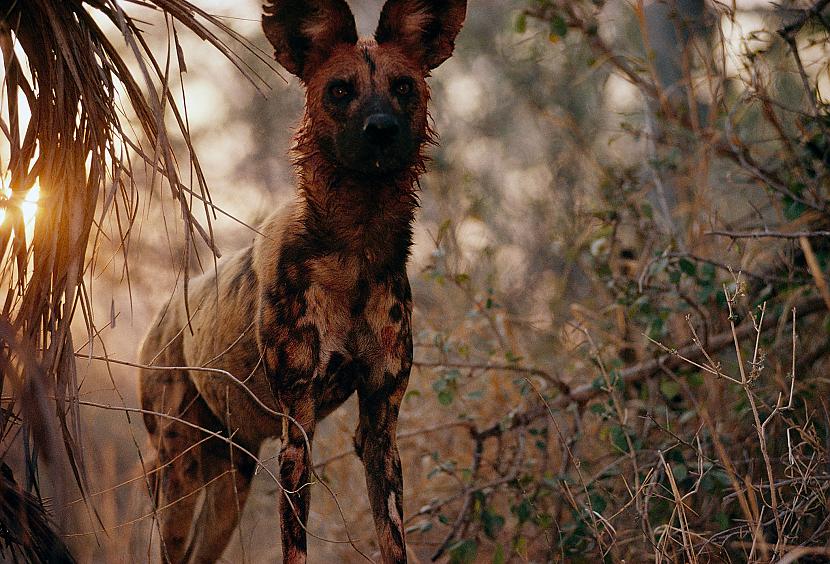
[21,183,40,225]
[0,181,40,228]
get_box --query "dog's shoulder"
[252,198,304,287]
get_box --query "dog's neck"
[290,136,422,277]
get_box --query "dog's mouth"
[362,147,410,174]
[334,137,416,176]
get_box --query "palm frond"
[0,0,271,555]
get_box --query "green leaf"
[448,539,478,564]
[512,499,533,524]
[433,369,461,406]
[589,492,607,514]
[712,469,731,487]
[790,181,806,196]
[404,389,421,401]
[671,463,688,482]
[514,12,527,34]
[649,257,669,276]
[505,351,523,363]
[660,380,680,399]
[648,497,673,525]
[589,403,606,415]
[534,512,554,528]
[549,14,568,37]
[493,545,506,564]
[609,425,629,452]
[513,536,528,557]
[481,508,505,539]
[444,369,461,381]
[701,262,716,281]
[784,197,807,220]
[679,258,697,277]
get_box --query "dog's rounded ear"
[262,0,358,80]
[375,0,467,71]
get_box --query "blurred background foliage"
[2,0,830,562]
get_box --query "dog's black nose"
[363,114,399,145]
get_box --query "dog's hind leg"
[183,441,256,564]
[146,380,204,563]
[142,367,227,564]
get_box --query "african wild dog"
[138,1,466,562]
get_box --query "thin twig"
[706,230,830,239]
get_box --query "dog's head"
[263,0,466,176]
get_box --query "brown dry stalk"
[798,236,830,311]
[707,230,830,239]
[457,294,825,465]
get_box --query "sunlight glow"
[21,184,40,225]
[0,179,41,229]
[0,176,7,227]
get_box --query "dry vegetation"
[1,0,830,563]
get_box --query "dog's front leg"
[277,393,316,564]
[355,328,412,564]
[261,311,320,564]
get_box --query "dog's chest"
[302,254,408,365]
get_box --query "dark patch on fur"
[317,379,356,418]
[143,412,158,435]
[391,458,403,490]
[325,352,346,377]
[317,357,368,416]
[388,515,405,548]
[279,456,295,481]
[362,46,377,75]
[289,433,307,448]
[388,303,403,322]
[351,280,371,316]
[422,17,443,49]
[345,319,374,359]
[237,453,257,478]
[389,274,412,304]
[184,458,200,476]
[353,433,365,460]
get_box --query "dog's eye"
[329,83,352,100]
[393,79,413,97]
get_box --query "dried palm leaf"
[0,0,274,556]
[0,462,75,563]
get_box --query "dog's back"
[139,207,296,449]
